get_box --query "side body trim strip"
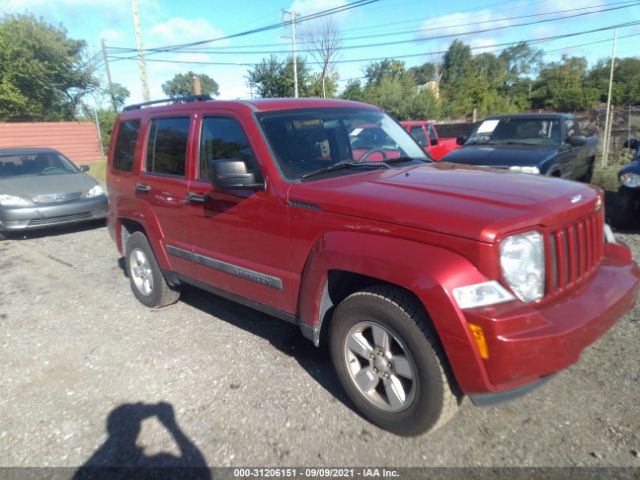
[166,244,283,290]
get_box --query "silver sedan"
[0,147,108,236]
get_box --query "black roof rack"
[122,94,212,112]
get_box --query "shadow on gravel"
[74,401,210,480]
[3,219,106,241]
[179,285,355,415]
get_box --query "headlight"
[500,231,545,303]
[84,185,105,198]
[0,194,32,207]
[509,166,540,175]
[620,172,640,188]
[452,281,515,309]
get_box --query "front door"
[185,114,295,314]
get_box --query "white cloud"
[147,17,226,47]
[419,10,512,40]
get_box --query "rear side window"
[112,120,140,172]
[409,126,427,146]
[199,117,261,181]
[146,117,190,177]
[428,125,438,144]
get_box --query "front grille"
[29,212,91,226]
[545,209,604,297]
[32,192,83,204]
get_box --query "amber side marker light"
[468,323,489,359]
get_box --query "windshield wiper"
[301,161,390,180]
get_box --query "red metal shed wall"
[0,122,103,164]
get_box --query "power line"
[106,3,640,60]
[115,0,379,56]
[106,20,640,68]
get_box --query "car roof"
[400,120,435,125]
[120,97,380,117]
[0,147,61,156]
[484,113,574,120]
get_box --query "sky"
[2,0,639,106]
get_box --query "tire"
[581,158,594,183]
[610,186,638,230]
[124,231,180,308]
[329,285,459,436]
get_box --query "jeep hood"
[288,163,600,243]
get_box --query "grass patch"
[592,164,621,194]
[86,157,107,184]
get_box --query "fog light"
[468,323,489,359]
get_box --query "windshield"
[258,108,427,181]
[467,118,561,146]
[0,152,79,178]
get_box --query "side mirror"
[624,139,639,150]
[79,165,90,172]
[456,136,467,146]
[210,159,262,190]
[568,135,587,147]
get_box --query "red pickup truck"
[400,120,460,160]
[107,97,639,436]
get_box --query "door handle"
[135,183,151,193]
[187,192,206,204]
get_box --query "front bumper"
[0,196,108,232]
[463,241,640,395]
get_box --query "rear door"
[137,115,194,274]
[184,112,294,313]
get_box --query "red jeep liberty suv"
[107,96,639,436]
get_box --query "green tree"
[531,56,599,111]
[247,56,310,98]
[407,63,436,85]
[341,79,365,102]
[364,59,406,86]
[161,71,219,99]
[587,57,640,105]
[498,42,542,109]
[109,83,130,110]
[0,14,98,121]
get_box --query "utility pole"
[192,75,202,95]
[131,0,150,102]
[602,29,617,166]
[282,9,299,98]
[101,39,118,111]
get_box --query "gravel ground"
[0,221,639,471]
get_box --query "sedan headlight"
[500,231,545,303]
[509,166,540,175]
[0,194,32,207]
[620,172,640,188]
[84,185,105,198]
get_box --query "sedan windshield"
[466,118,561,146]
[258,108,428,181]
[0,152,79,178]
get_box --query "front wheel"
[125,232,180,308]
[610,186,639,229]
[329,286,459,436]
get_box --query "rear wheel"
[329,285,459,436]
[125,232,180,308]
